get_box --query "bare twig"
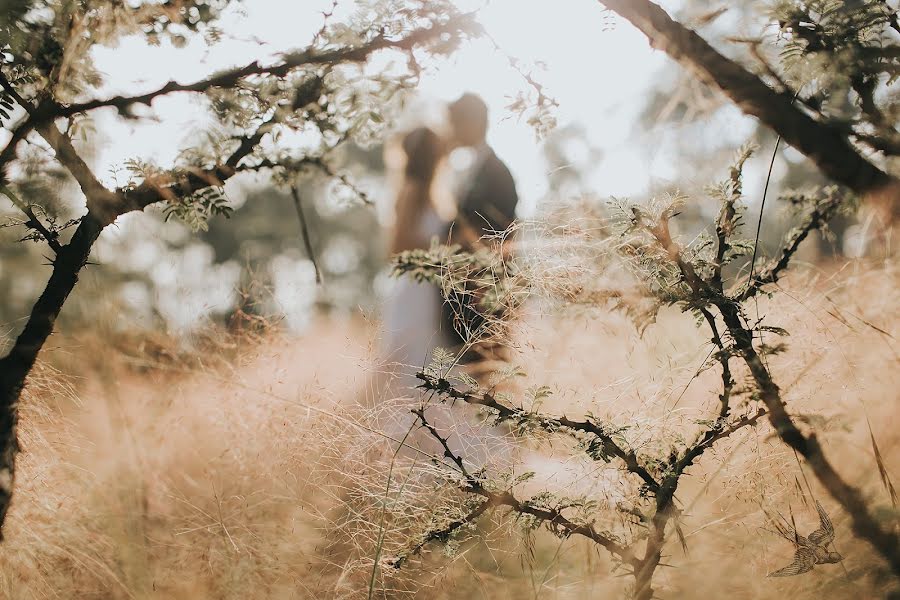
[388,498,493,569]
[289,184,322,284]
[736,190,845,302]
[0,185,62,253]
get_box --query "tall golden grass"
[1,260,897,599]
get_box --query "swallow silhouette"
[767,500,843,577]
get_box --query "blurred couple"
[381,93,518,394]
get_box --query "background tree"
[631,0,895,256]
[0,0,479,536]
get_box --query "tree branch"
[31,16,475,124]
[600,0,898,197]
[783,15,896,133]
[674,407,767,480]
[734,189,846,302]
[0,111,320,538]
[290,184,322,284]
[388,498,493,569]
[0,72,41,182]
[34,122,120,220]
[401,407,639,569]
[116,112,287,214]
[0,14,475,539]
[481,488,636,566]
[645,204,900,575]
[717,300,900,575]
[416,372,661,492]
[0,184,63,253]
[1,15,473,185]
[698,307,733,418]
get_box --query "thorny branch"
[401,142,895,595]
[410,356,769,600]
[735,189,847,302]
[0,185,63,253]
[415,372,661,492]
[642,200,900,576]
[389,406,639,570]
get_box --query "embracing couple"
[381,92,518,393]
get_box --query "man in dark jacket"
[442,93,519,368]
[447,93,519,242]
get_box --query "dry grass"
[1,259,898,599]
[502,257,900,599]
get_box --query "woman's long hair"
[390,127,444,254]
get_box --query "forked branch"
[647,204,900,575]
[19,16,476,125]
[390,407,639,570]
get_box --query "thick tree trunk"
[601,0,899,199]
[0,214,103,536]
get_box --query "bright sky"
[87,0,688,213]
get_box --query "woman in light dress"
[380,126,453,396]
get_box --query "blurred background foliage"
[0,0,877,341]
